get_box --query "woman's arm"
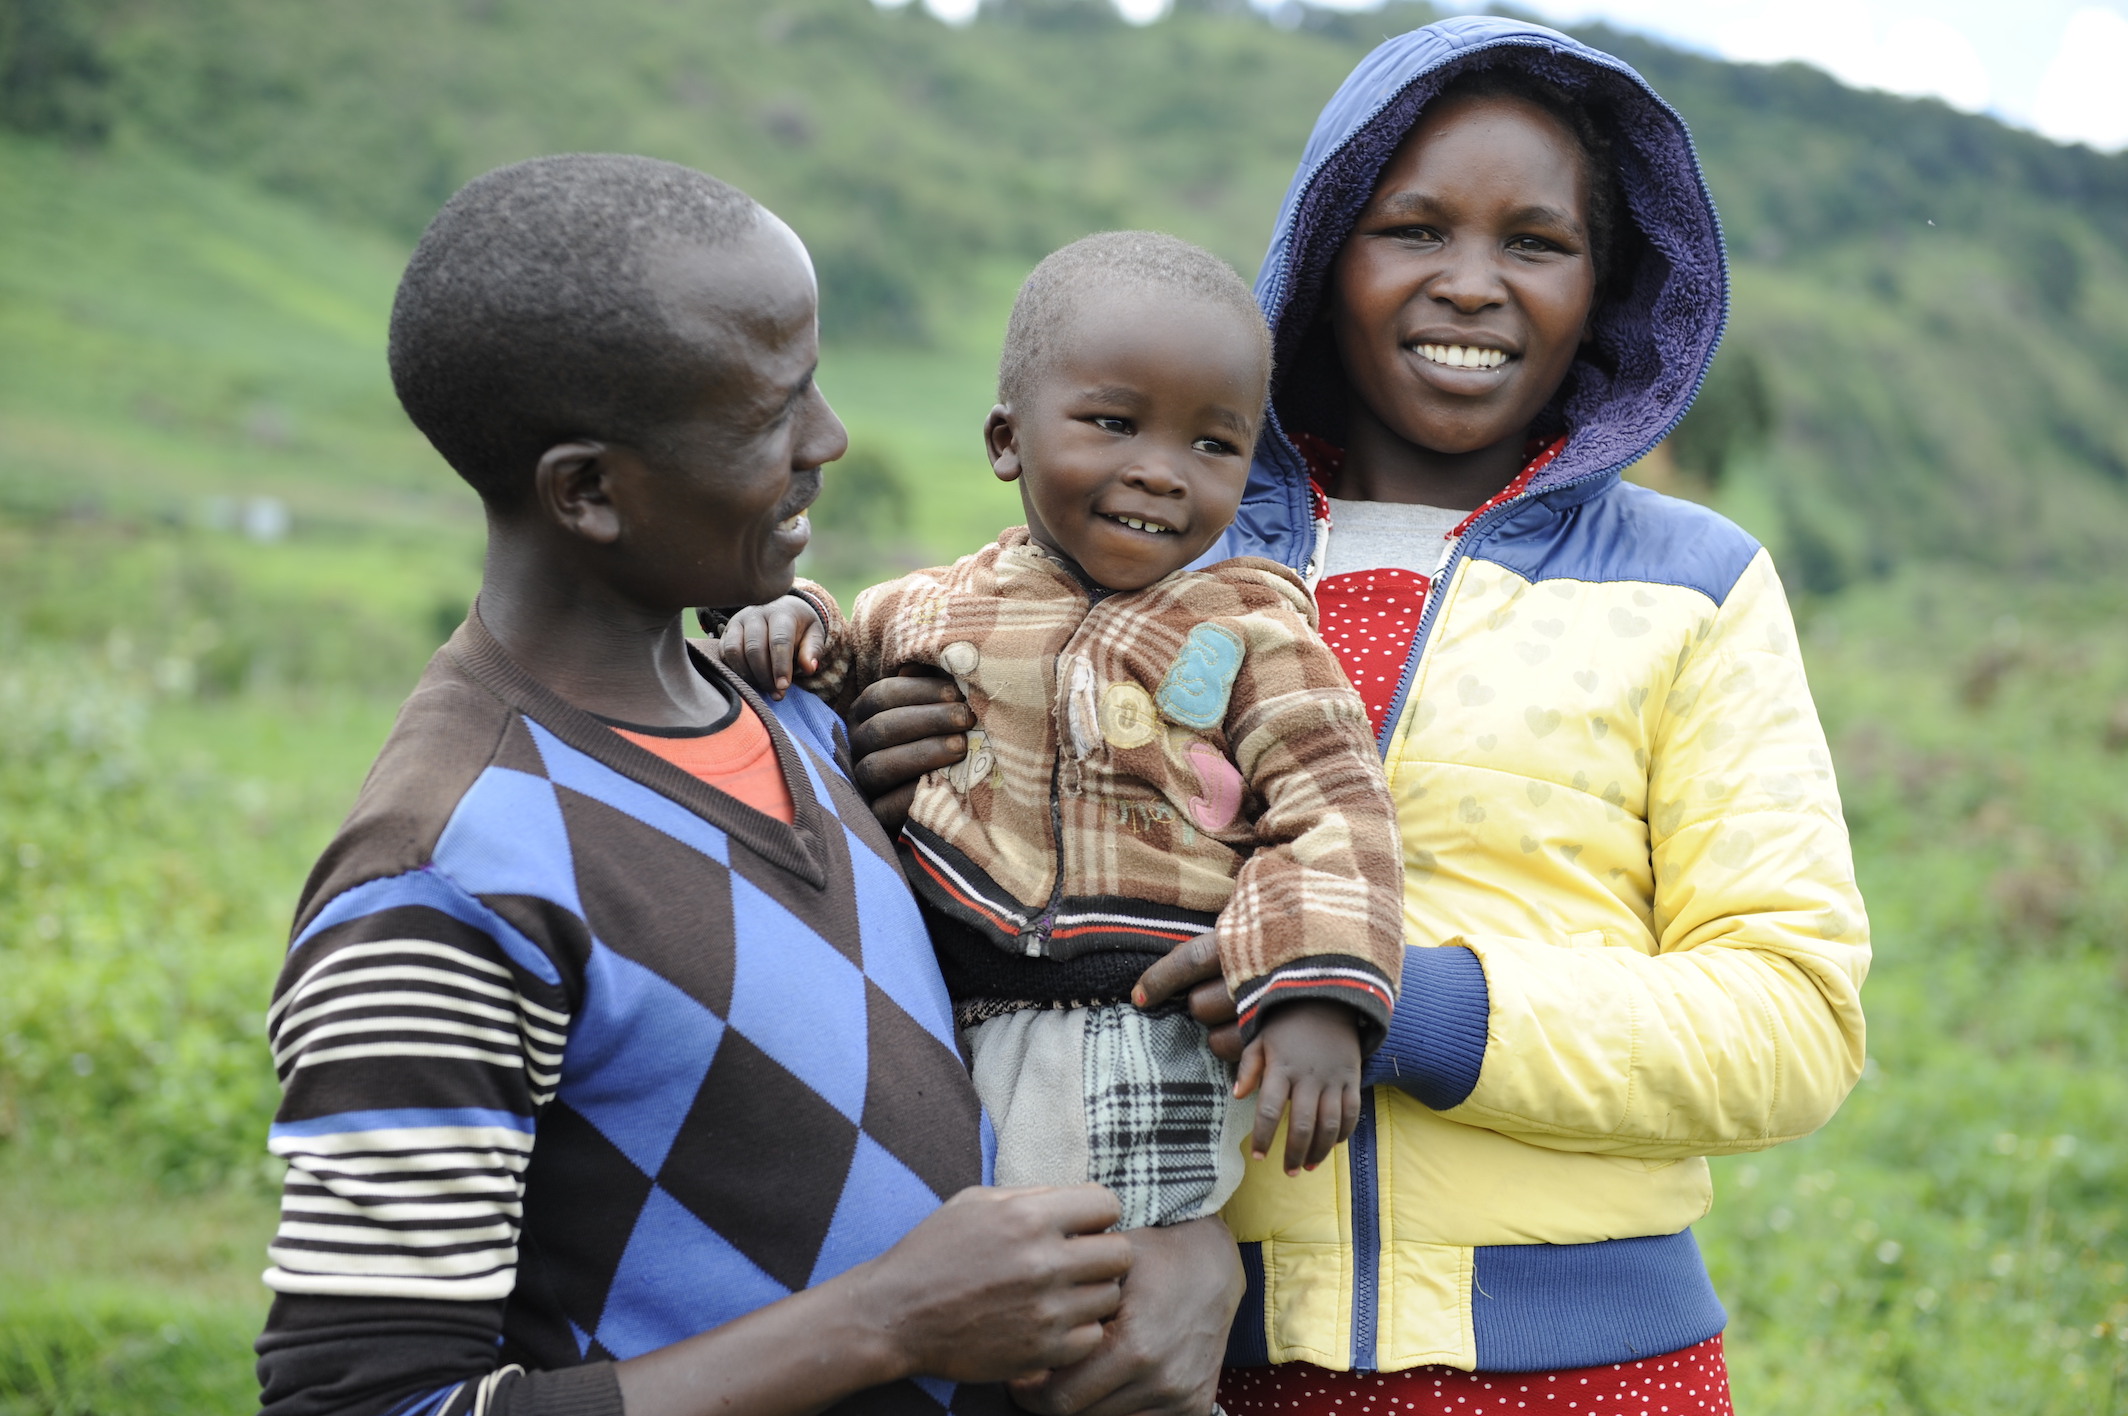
[1430,551,1869,1157]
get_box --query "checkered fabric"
[256,613,1005,1416]
[1082,1005,1246,1229]
[794,528,1404,1046]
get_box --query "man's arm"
[262,875,1132,1416]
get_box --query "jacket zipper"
[1346,497,1514,1371]
[1026,583,1098,955]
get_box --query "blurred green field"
[2,8,2126,1411]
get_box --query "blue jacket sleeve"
[1360,944,1489,1110]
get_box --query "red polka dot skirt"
[1218,1334,1733,1416]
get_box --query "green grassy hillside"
[8,0,2128,580]
[2,1,2126,1412]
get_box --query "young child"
[720,232,1405,1226]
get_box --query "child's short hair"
[998,231,1271,408]
[389,154,763,507]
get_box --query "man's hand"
[616,1185,1131,1416]
[847,669,975,831]
[1132,932,1243,1065]
[717,595,825,699]
[1006,1215,1242,1416]
[853,1185,1133,1385]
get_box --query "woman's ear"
[535,441,623,545]
[985,405,1023,483]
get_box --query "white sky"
[903,0,2128,152]
[1450,0,2128,151]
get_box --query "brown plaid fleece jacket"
[797,528,1403,1045]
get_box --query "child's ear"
[985,405,1022,483]
[536,440,623,545]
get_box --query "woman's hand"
[847,669,976,831]
[1132,932,1244,1065]
[717,595,825,700]
[1006,1214,1242,1416]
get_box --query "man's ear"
[984,405,1022,483]
[535,441,624,545]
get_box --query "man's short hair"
[998,231,1271,408]
[389,154,764,506]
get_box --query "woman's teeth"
[777,512,809,534]
[1416,343,1510,370]
[1110,515,1172,534]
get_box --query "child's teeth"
[1418,344,1508,369]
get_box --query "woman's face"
[1329,92,1599,458]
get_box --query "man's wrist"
[823,1256,920,1388]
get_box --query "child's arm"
[718,591,832,699]
[716,579,886,715]
[1236,999,1363,1175]
[1208,573,1406,1049]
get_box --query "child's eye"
[1090,415,1132,435]
[1385,225,1443,245]
[1193,437,1241,457]
[1507,235,1563,255]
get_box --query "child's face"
[1328,92,1598,459]
[579,216,848,612]
[987,292,1266,593]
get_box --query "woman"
[857,16,1868,1411]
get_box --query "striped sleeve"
[263,874,573,1303]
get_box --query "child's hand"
[717,595,825,699]
[1234,1000,1363,1176]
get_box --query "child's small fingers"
[1250,1071,1290,1162]
[769,616,797,695]
[799,619,826,676]
[1284,1084,1320,1175]
[1233,1040,1265,1100]
[1339,1082,1362,1145]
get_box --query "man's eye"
[1193,437,1240,456]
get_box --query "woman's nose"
[1425,247,1507,313]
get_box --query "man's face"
[1329,92,1598,458]
[991,290,1265,594]
[596,215,847,612]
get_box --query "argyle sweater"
[254,613,1005,1416]
[794,529,1404,1045]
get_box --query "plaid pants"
[964,1003,1251,1229]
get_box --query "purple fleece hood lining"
[1252,18,1729,517]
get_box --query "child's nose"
[1122,455,1188,494]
